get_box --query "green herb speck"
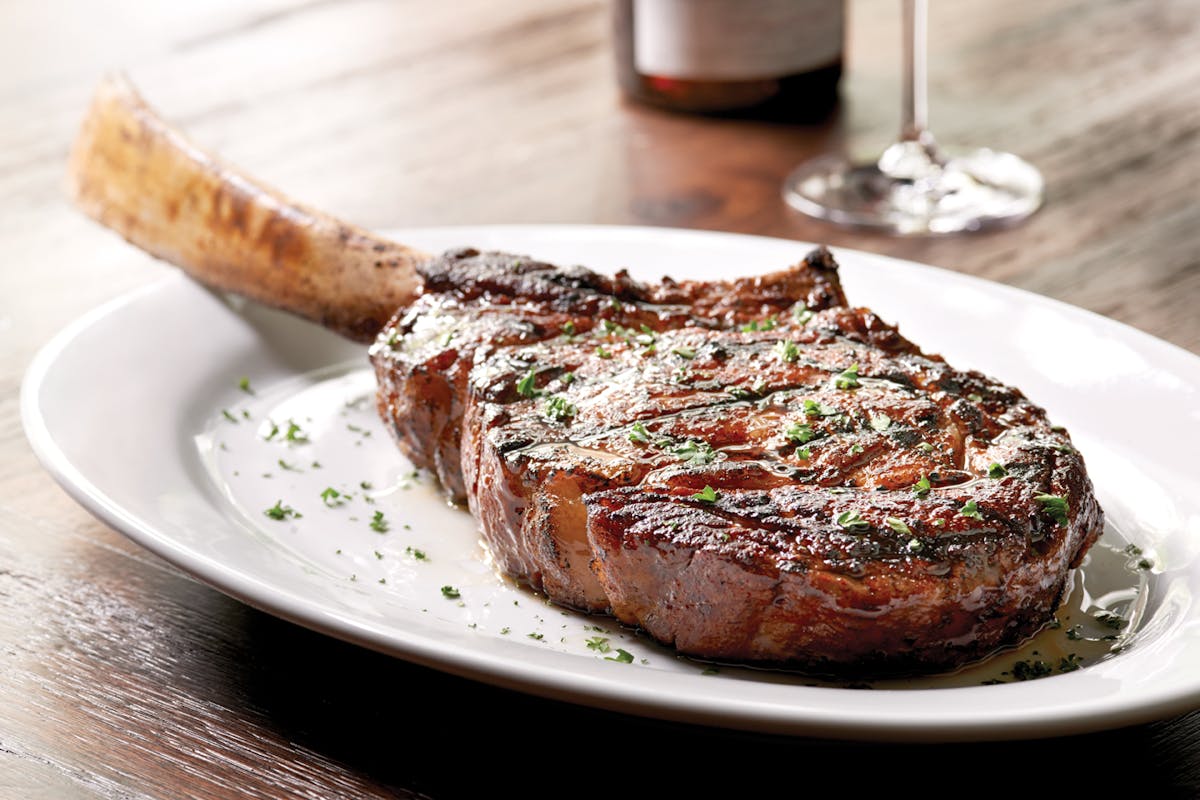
[959,500,984,521]
[834,364,860,390]
[1035,494,1069,526]
[836,509,869,531]
[585,636,611,653]
[263,500,299,521]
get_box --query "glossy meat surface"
[371,246,846,501]
[373,247,1102,674]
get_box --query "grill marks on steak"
[372,247,1102,674]
[371,246,847,501]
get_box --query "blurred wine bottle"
[613,0,844,121]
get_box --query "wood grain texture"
[3,1,1199,797]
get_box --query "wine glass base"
[783,147,1044,235]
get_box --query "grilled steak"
[69,77,1103,675]
[372,247,1102,674]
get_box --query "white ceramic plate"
[22,225,1200,742]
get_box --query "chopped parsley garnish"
[912,475,932,498]
[278,459,300,472]
[775,339,800,363]
[238,377,253,394]
[1011,659,1053,681]
[1066,625,1083,641]
[595,345,613,359]
[360,481,373,490]
[585,636,611,653]
[692,485,719,503]
[221,409,239,424]
[988,462,1008,479]
[561,320,576,336]
[635,325,657,348]
[369,510,389,533]
[1095,611,1126,630]
[803,399,839,417]
[793,304,814,324]
[674,440,717,465]
[905,538,924,554]
[834,364,860,390]
[671,347,695,360]
[321,487,346,507]
[284,420,309,444]
[869,414,891,432]
[543,395,578,422]
[440,585,461,599]
[959,501,984,521]
[885,516,912,535]
[263,421,280,441]
[1059,654,1083,673]
[917,442,935,454]
[968,393,984,403]
[405,546,427,560]
[628,421,651,444]
[740,315,778,332]
[527,632,544,641]
[1035,494,1069,526]
[836,509,869,531]
[726,385,754,400]
[263,500,299,521]
[516,366,540,398]
[849,443,864,455]
[605,649,635,663]
[796,447,812,460]
[784,423,817,444]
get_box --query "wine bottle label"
[633,0,844,80]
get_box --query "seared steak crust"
[371,247,847,501]
[373,247,1102,674]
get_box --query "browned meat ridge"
[70,77,1103,676]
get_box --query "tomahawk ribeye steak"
[66,76,1103,675]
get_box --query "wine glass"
[783,0,1043,235]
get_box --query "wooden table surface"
[4,1,1199,796]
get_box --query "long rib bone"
[67,75,426,343]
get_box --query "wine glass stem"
[901,0,929,144]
